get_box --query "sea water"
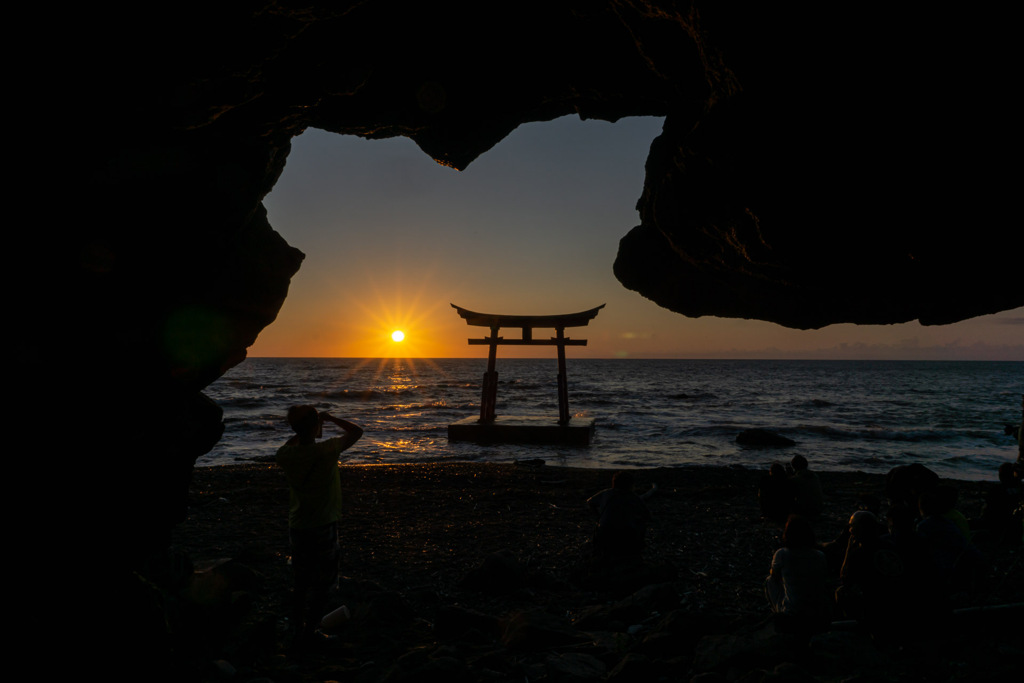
[202,358,1022,480]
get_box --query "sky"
[254,116,1023,360]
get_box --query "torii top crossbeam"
[452,304,606,331]
[451,303,604,424]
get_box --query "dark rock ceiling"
[22,0,1021,573]
[46,3,1021,397]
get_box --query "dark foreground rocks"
[161,463,1022,682]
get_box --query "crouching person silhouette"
[587,471,652,564]
[275,405,363,645]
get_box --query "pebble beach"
[167,461,1022,682]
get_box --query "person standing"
[789,455,823,518]
[275,405,363,643]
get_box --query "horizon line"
[244,355,1024,362]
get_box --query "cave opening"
[254,117,1024,363]
[258,115,667,360]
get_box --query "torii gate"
[451,303,604,426]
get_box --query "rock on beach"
[736,428,797,448]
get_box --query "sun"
[391,330,405,343]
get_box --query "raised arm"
[319,412,364,454]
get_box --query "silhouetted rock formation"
[737,429,796,449]
[21,5,1022,671]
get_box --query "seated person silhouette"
[764,515,829,634]
[788,455,823,518]
[885,463,939,510]
[976,462,1023,545]
[917,487,986,597]
[835,511,905,627]
[758,462,794,526]
[820,495,880,578]
[587,471,652,564]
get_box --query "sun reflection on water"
[317,356,456,457]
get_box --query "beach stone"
[636,609,727,660]
[572,582,679,632]
[582,630,638,657]
[607,652,678,681]
[181,558,255,607]
[210,659,236,678]
[690,675,730,683]
[501,608,585,651]
[654,609,730,641]
[460,549,526,594]
[434,604,501,641]
[692,622,806,674]
[737,429,797,448]
[571,603,624,632]
[635,629,682,658]
[543,652,607,682]
[806,631,891,677]
[383,651,474,683]
[738,662,820,683]
[609,582,680,622]
[365,590,417,626]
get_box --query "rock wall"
[18,4,1021,656]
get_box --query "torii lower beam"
[448,304,604,446]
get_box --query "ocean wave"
[222,416,280,430]
[574,398,619,407]
[797,398,836,408]
[668,392,717,401]
[374,424,447,433]
[797,424,858,440]
[861,428,959,443]
[377,401,459,413]
[834,454,899,467]
[217,397,271,409]
[325,388,420,401]
[796,424,962,444]
[215,380,291,391]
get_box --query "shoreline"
[171,461,1022,681]
[195,456,1009,486]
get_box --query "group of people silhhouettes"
[762,457,1023,638]
[272,400,1022,648]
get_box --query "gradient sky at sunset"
[254,117,1023,360]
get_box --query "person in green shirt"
[276,405,363,642]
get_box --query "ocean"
[202,358,1022,481]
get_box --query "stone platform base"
[447,415,596,446]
